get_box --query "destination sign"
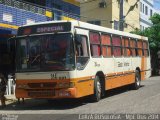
[17,22,71,36]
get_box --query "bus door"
[74,28,94,97]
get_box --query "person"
[0,73,7,108]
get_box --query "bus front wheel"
[92,76,102,102]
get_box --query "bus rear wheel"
[132,70,141,90]
[92,76,102,102]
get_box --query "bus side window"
[89,32,101,57]
[112,35,122,57]
[124,37,130,57]
[143,41,149,57]
[101,34,112,57]
[75,35,89,70]
[137,40,143,56]
[76,36,89,57]
[130,39,136,57]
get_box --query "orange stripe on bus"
[106,73,135,90]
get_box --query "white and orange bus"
[14,20,151,102]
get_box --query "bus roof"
[19,20,148,41]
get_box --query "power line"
[125,0,140,17]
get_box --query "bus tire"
[132,70,141,90]
[92,76,101,102]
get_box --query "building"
[80,0,140,32]
[140,0,155,30]
[46,0,80,20]
[0,0,80,96]
[0,0,54,40]
[0,0,80,37]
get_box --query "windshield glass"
[16,33,75,72]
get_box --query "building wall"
[0,0,52,34]
[80,0,140,32]
[80,0,112,28]
[140,0,154,30]
[122,0,140,32]
[46,0,80,20]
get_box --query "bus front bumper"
[15,88,77,99]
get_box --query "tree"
[131,13,160,75]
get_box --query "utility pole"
[119,0,124,31]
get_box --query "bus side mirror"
[75,35,82,45]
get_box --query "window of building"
[90,32,101,57]
[101,34,112,57]
[140,2,142,12]
[140,25,142,30]
[114,20,119,30]
[143,4,144,13]
[3,13,13,22]
[145,6,148,15]
[112,36,122,57]
[26,19,35,25]
[150,9,153,17]
[87,21,101,26]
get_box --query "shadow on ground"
[1,85,145,111]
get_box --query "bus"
[14,20,151,102]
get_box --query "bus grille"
[28,83,56,88]
[28,90,55,97]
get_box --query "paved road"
[0,76,160,119]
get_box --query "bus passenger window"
[126,48,131,56]
[112,36,121,57]
[137,40,143,56]
[89,32,101,57]
[143,41,149,57]
[101,34,112,57]
[130,39,136,57]
[123,38,132,57]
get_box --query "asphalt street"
[0,76,160,120]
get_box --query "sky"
[153,0,160,10]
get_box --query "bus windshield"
[16,33,75,72]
